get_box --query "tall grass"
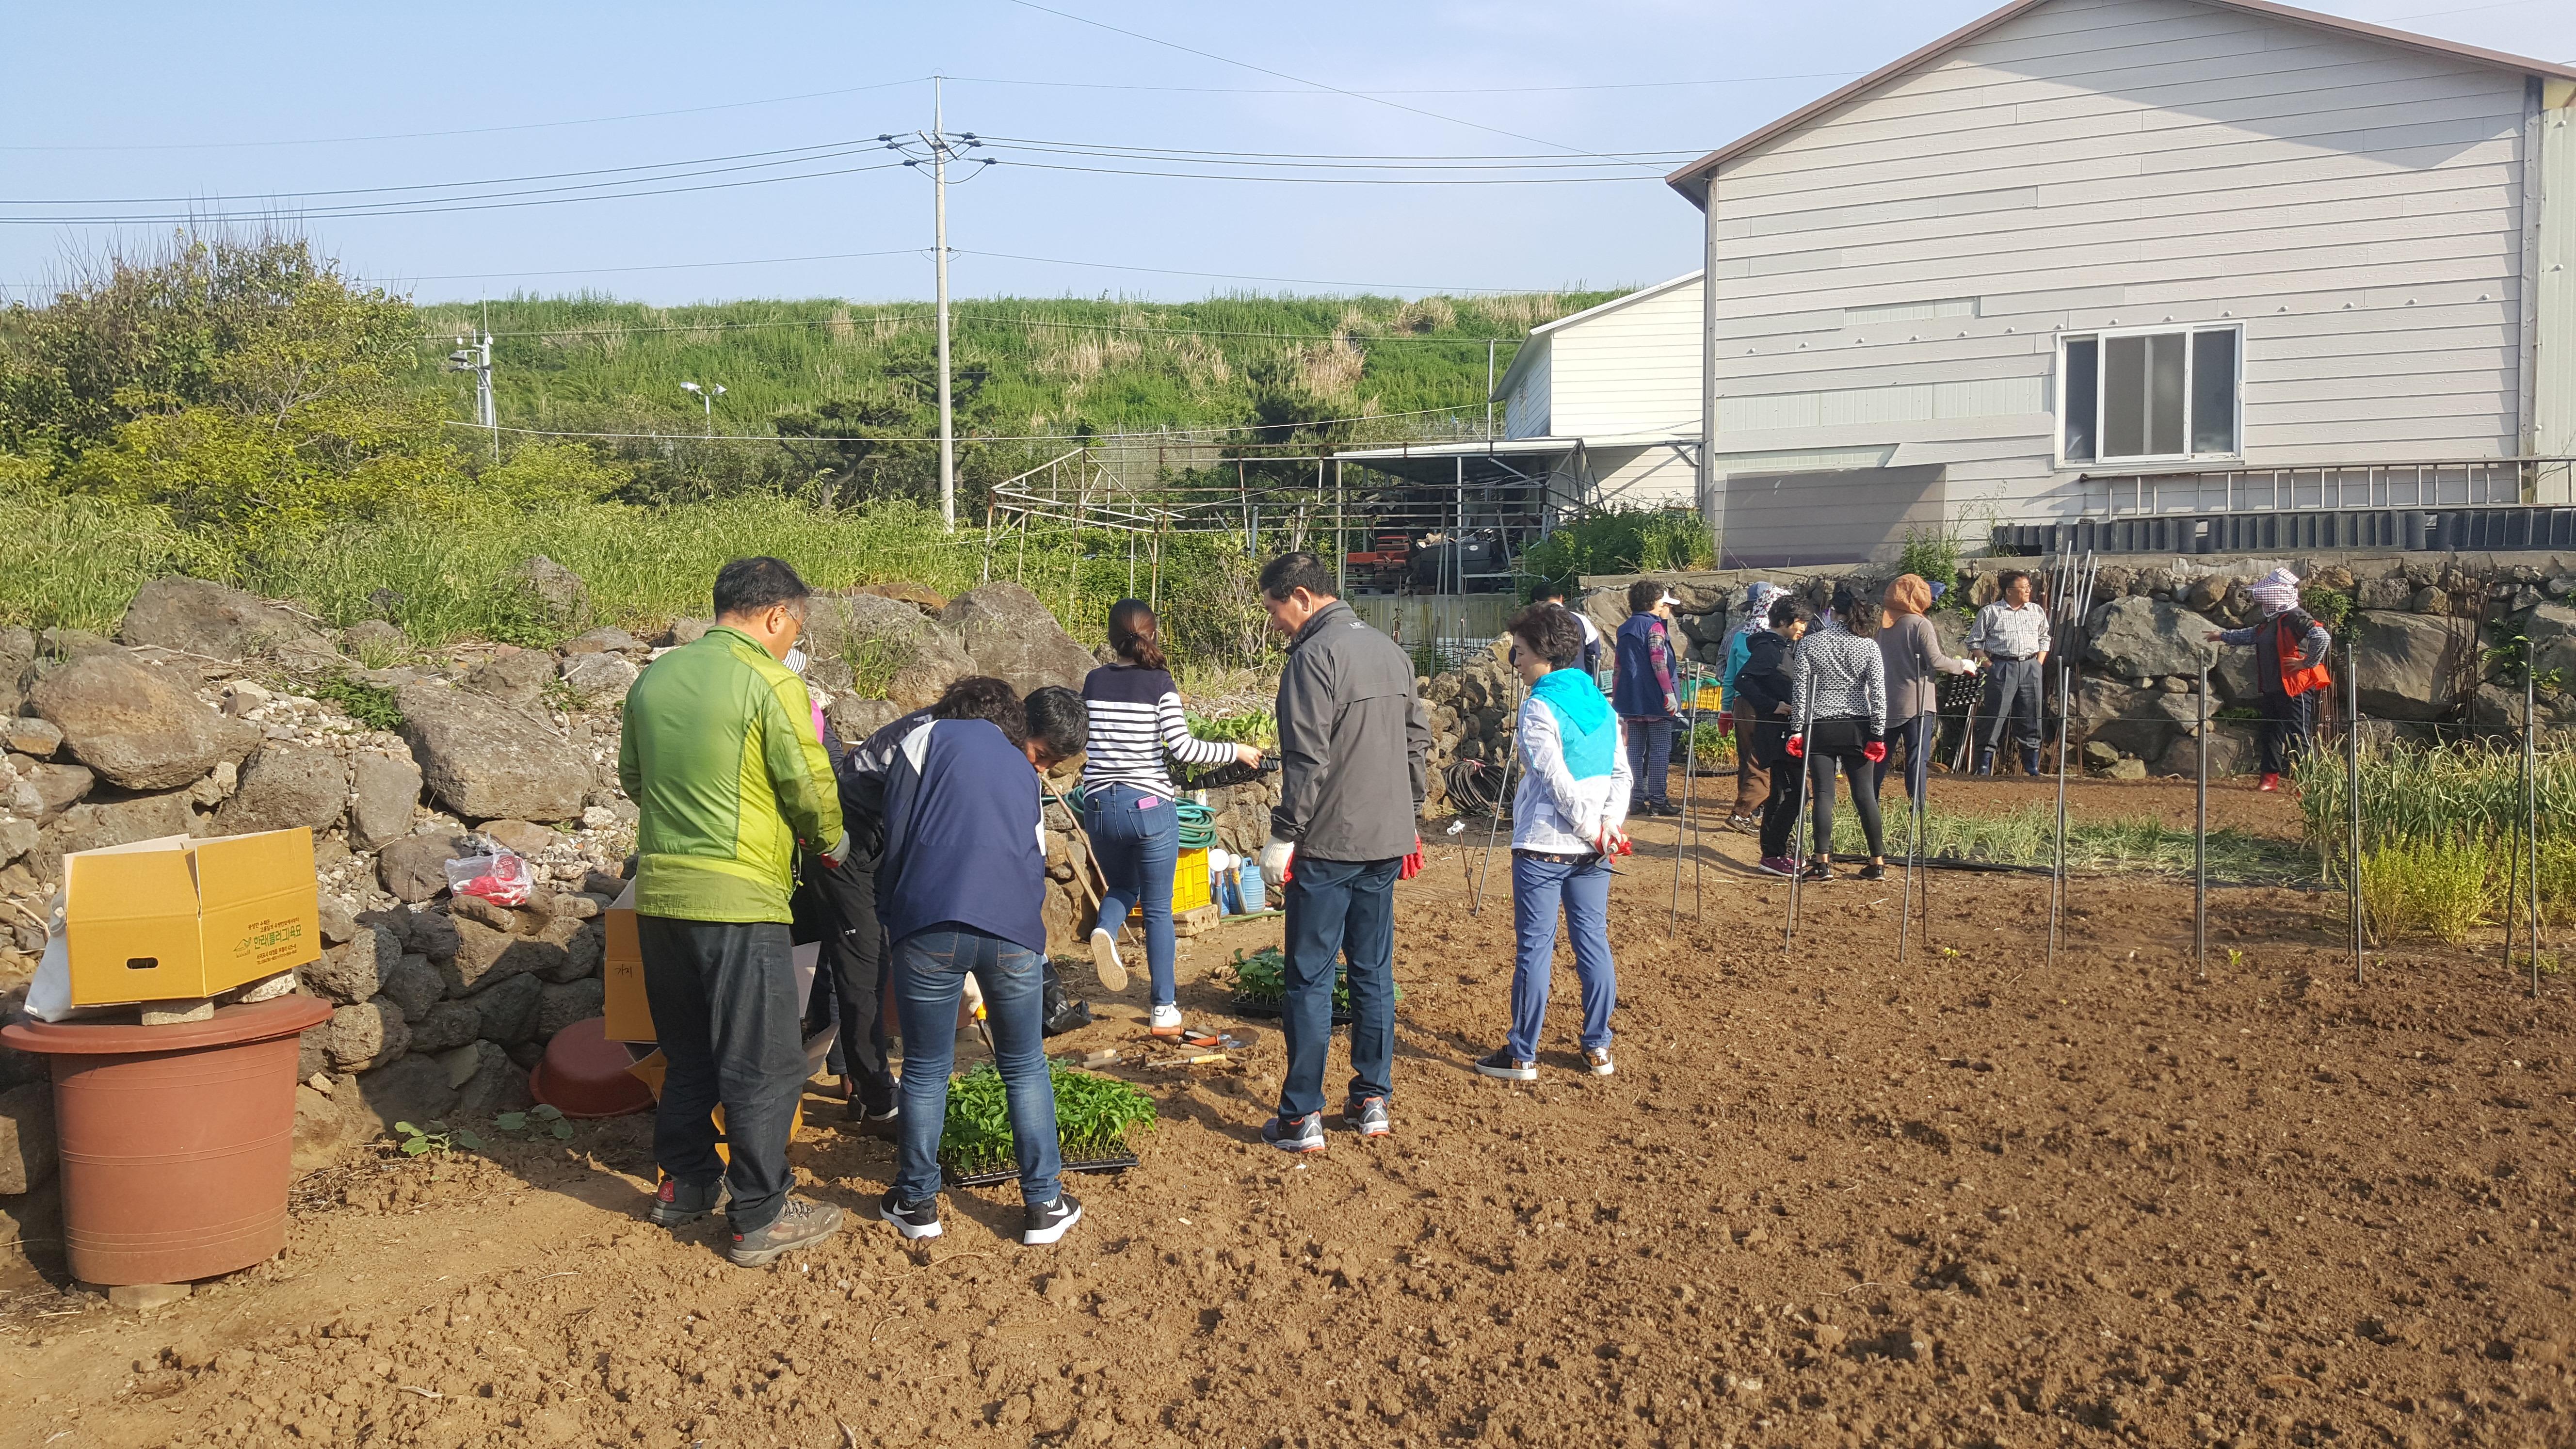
[2291,739,2576,942]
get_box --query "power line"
[452,306,1535,343]
[0,79,934,153]
[983,157,1667,186]
[943,70,1862,96]
[971,136,1702,161]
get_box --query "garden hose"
[1444,758,1513,819]
[1057,786,1220,850]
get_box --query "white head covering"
[2247,567,2301,616]
[1734,582,1785,644]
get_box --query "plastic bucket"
[0,994,331,1286]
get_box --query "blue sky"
[3,0,2568,306]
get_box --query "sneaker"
[1088,926,1129,993]
[1726,813,1761,835]
[1648,801,1681,818]
[1583,1046,1615,1077]
[1148,1002,1184,1038]
[1473,1047,1538,1082]
[1755,856,1796,878]
[876,1189,943,1241]
[648,1175,723,1229]
[843,1101,901,1138]
[1021,1191,1084,1246]
[2258,773,2281,793]
[1344,1095,1391,1138]
[728,1196,844,1267]
[1800,861,1833,883]
[1260,1111,1326,1154]
[1856,862,1886,882]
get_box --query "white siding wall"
[1503,342,1552,439]
[1706,0,2534,523]
[1589,444,1701,511]
[1546,279,1705,438]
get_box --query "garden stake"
[1782,666,1818,954]
[2195,662,2209,979]
[1897,708,1924,968]
[1470,679,1524,918]
[2526,665,2542,999]
[1670,670,1699,936]
[2344,634,2365,983]
[2045,658,2071,970]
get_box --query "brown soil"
[3,805,2571,1449]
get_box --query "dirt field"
[3,781,2571,1449]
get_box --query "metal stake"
[2045,659,2071,970]
[1898,710,1923,968]
[1470,680,1523,917]
[2195,661,2209,978]
[2526,663,2542,998]
[1783,661,1818,953]
[2345,634,2365,982]
[1671,676,1698,936]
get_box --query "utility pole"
[448,323,496,462]
[882,80,990,531]
[1485,338,1496,441]
[680,380,724,436]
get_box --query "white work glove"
[1258,835,1296,883]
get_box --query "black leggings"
[1807,717,1884,860]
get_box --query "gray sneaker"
[1343,1095,1391,1138]
[649,1175,724,1229]
[727,1196,845,1267]
[1260,1111,1325,1154]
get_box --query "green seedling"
[393,1120,481,1156]
[940,1062,1159,1175]
[1217,945,1401,1012]
[495,1104,574,1140]
[2224,948,2247,971]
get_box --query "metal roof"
[1664,0,2576,206]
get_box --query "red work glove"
[1717,710,1734,732]
[1784,734,1805,759]
[1592,824,1632,858]
[1399,835,1424,881]
[1863,741,1888,763]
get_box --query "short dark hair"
[1626,579,1664,614]
[1530,581,1568,603]
[1767,596,1806,629]
[1257,551,1336,603]
[933,675,1024,746]
[1830,584,1870,631]
[1023,685,1089,763]
[1996,569,2031,594]
[1507,603,1585,671]
[713,557,811,619]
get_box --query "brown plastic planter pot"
[0,994,331,1287]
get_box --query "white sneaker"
[1148,1002,1183,1038]
[1089,926,1128,992]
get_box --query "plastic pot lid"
[0,994,332,1054]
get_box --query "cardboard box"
[601,881,649,1043]
[64,830,321,1007]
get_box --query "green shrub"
[1516,507,1712,593]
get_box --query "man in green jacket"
[620,556,849,1267]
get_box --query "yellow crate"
[1172,848,1212,913]
[1694,683,1725,713]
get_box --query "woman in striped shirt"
[1081,599,1263,1037]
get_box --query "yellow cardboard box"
[64,829,321,1007]
[602,881,650,1043]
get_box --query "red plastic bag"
[446,849,533,907]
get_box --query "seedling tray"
[1230,990,1352,1026]
[942,1146,1141,1190]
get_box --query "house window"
[2059,325,2238,465]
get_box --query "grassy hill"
[414,291,1619,455]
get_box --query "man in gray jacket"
[1254,552,1431,1152]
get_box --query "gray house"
[1662,0,2576,564]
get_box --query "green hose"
[1057,786,1220,851]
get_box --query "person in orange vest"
[2205,566,2334,793]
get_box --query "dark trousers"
[1622,715,1675,806]
[1806,738,1885,860]
[1730,716,1770,817]
[1872,711,1935,808]
[1981,658,2045,762]
[2258,690,2313,776]
[1757,756,1805,859]
[1277,854,1400,1120]
[800,832,896,1115]
[638,916,806,1235]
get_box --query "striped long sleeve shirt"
[1079,663,1238,798]
[1787,620,1888,737]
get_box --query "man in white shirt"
[1965,569,2051,776]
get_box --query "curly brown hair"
[1508,603,1587,671]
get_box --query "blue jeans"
[1506,853,1615,1061]
[1083,785,1180,1005]
[1872,711,1936,809]
[1622,715,1674,805]
[891,928,1061,1207]
[1277,854,1400,1120]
